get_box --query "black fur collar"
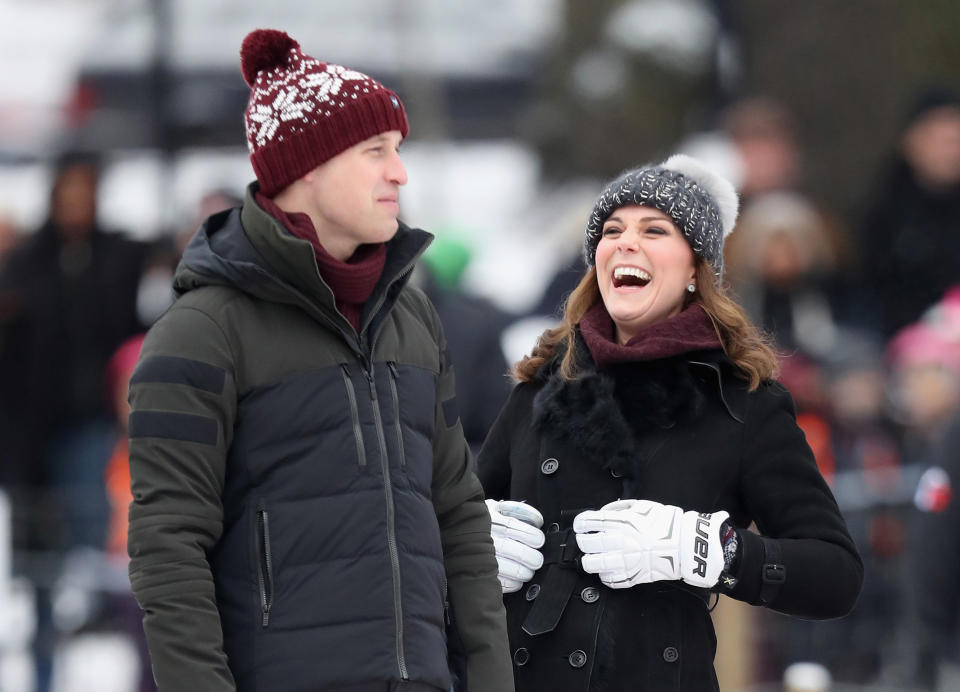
[531,338,711,483]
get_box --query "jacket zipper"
[386,362,406,468]
[340,365,367,466]
[351,265,418,681]
[364,361,408,679]
[442,575,450,627]
[256,504,274,627]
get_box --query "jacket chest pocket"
[381,362,437,490]
[340,365,368,467]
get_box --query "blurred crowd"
[1,85,960,691]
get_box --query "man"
[127,28,513,692]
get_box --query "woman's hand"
[486,500,546,593]
[574,499,729,589]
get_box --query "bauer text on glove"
[573,499,729,589]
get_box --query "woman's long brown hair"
[513,259,779,390]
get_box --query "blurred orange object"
[796,412,835,482]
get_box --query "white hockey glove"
[573,499,729,589]
[486,499,546,593]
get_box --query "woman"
[478,155,863,691]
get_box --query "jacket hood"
[173,184,432,329]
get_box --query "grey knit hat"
[583,154,739,277]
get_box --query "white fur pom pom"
[662,153,739,237]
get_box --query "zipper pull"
[364,363,376,400]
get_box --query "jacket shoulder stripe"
[129,411,219,445]
[132,356,227,394]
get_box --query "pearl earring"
[687,283,696,293]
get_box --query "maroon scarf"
[256,191,386,332]
[579,301,722,369]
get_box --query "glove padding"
[486,499,546,593]
[574,499,729,589]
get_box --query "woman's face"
[595,205,696,344]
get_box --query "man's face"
[305,130,407,260]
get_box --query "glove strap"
[758,536,786,606]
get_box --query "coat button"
[568,650,587,668]
[663,646,679,663]
[541,458,559,475]
[525,583,540,601]
[547,522,560,533]
[610,468,623,478]
[581,587,600,603]
[514,647,530,667]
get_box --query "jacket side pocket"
[256,502,274,627]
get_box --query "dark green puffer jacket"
[127,185,512,692]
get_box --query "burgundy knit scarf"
[579,301,722,369]
[256,191,386,332]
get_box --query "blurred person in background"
[0,213,23,268]
[913,406,960,690]
[126,29,511,692]
[0,213,25,485]
[133,189,245,328]
[886,319,960,454]
[414,234,514,453]
[770,332,916,685]
[0,150,150,550]
[723,192,852,358]
[100,334,156,692]
[720,97,803,204]
[478,155,862,691]
[857,86,960,337]
[903,284,960,689]
[0,150,152,692]
[103,335,144,561]
[176,189,244,258]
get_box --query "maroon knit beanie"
[240,29,410,196]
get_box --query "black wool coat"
[477,339,863,692]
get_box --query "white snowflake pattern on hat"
[241,28,408,195]
[245,58,374,152]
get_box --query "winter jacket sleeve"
[475,384,525,500]
[426,305,514,692]
[725,381,863,619]
[127,302,237,691]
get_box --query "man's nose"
[389,151,408,186]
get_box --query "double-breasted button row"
[541,457,559,475]
[513,647,589,669]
